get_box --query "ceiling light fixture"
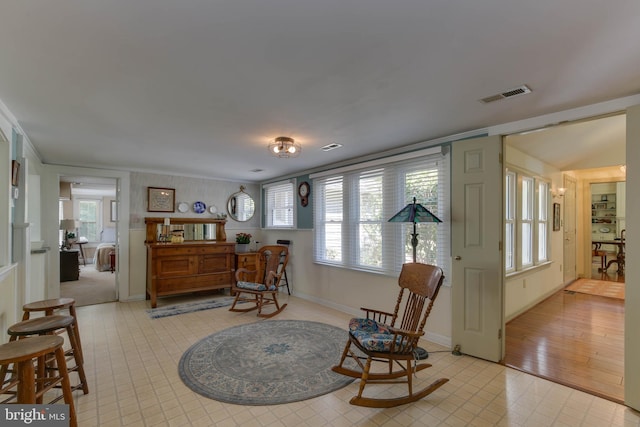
[268,136,301,158]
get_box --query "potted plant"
[235,232,252,253]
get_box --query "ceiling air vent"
[321,143,343,152]
[480,85,532,104]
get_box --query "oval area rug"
[178,320,355,405]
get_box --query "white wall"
[127,172,260,300]
[503,146,565,321]
[260,229,453,347]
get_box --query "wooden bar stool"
[22,298,83,360]
[7,315,89,395]
[0,335,77,427]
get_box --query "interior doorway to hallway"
[503,113,626,402]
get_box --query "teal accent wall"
[260,174,313,230]
[296,174,313,229]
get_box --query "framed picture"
[110,200,118,222]
[11,160,20,186]
[147,187,175,212]
[553,203,561,231]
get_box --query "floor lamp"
[388,197,442,263]
[388,197,442,359]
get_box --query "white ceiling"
[506,114,626,171]
[1,1,638,182]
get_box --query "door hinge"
[498,329,502,339]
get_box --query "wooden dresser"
[235,252,259,274]
[145,217,234,308]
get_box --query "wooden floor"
[504,265,624,403]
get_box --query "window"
[312,148,450,279]
[77,199,100,242]
[263,180,295,228]
[505,167,550,274]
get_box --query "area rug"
[147,297,238,318]
[178,320,355,405]
[565,278,624,300]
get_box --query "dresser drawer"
[155,246,199,257]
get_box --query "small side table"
[73,241,87,266]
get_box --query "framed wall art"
[553,202,561,231]
[147,187,175,212]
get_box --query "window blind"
[263,180,295,228]
[313,149,450,280]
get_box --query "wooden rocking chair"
[332,262,448,407]
[229,245,289,318]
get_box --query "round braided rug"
[178,320,355,405]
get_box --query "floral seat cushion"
[236,281,276,291]
[349,318,399,352]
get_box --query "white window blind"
[313,149,450,280]
[264,180,295,228]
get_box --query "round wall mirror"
[227,186,255,222]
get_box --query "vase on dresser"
[236,243,250,253]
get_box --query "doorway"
[59,176,118,306]
[502,113,626,402]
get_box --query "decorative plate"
[177,202,189,213]
[209,205,217,214]
[599,227,611,233]
[193,201,206,214]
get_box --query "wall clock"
[298,181,310,207]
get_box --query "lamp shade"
[388,197,441,264]
[388,197,442,224]
[59,219,78,230]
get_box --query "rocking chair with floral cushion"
[332,262,448,407]
[229,245,289,318]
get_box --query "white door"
[451,135,503,362]
[562,175,577,284]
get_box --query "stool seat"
[0,335,63,364]
[0,336,77,427]
[7,314,89,395]
[23,298,76,317]
[9,315,74,337]
[21,297,83,360]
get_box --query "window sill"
[505,261,553,279]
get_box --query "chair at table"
[605,229,626,274]
[592,242,608,271]
[332,262,449,408]
[229,245,289,318]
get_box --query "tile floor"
[58,294,640,426]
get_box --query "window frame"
[311,147,450,281]
[263,179,296,229]
[505,166,551,275]
[73,198,102,243]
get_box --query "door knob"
[455,256,462,260]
